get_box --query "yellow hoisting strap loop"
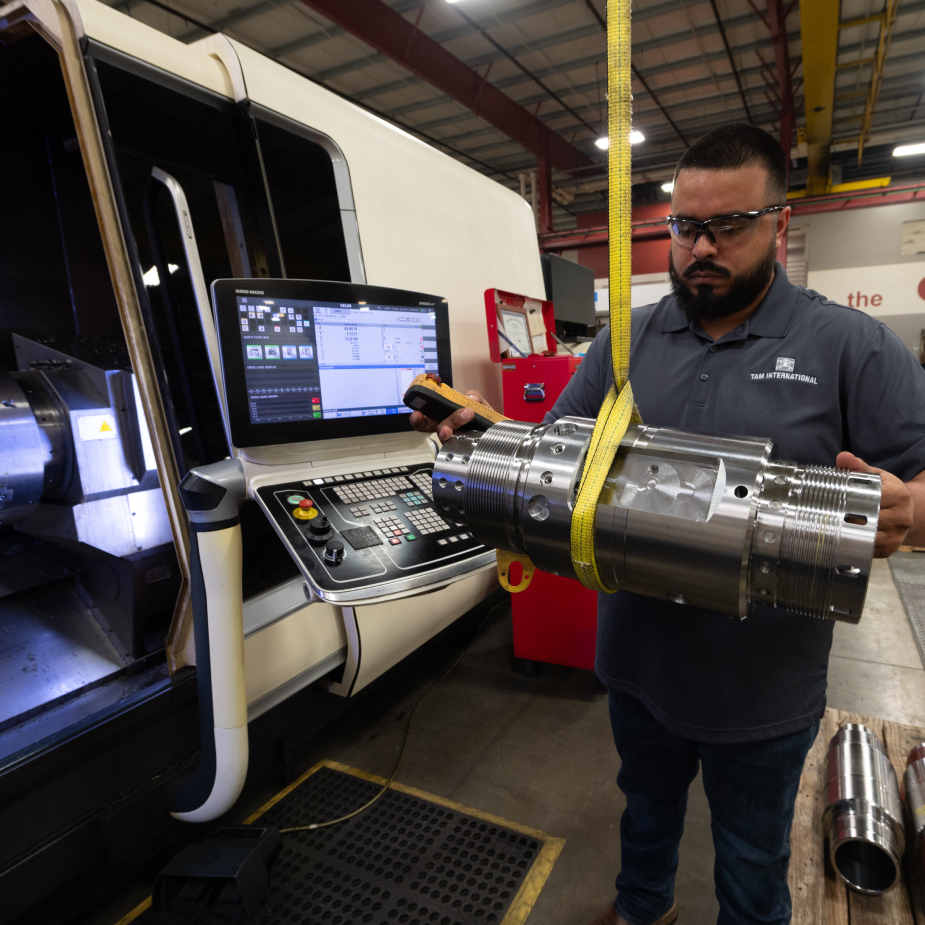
[497,549,536,593]
[568,0,643,593]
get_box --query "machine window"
[254,118,352,283]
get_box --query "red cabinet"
[500,355,583,424]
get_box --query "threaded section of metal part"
[778,465,848,618]
[462,420,537,553]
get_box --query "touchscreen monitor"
[213,279,452,448]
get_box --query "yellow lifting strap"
[568,0,643,593]
[499,0,639,595]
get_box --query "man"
[411,123,925,925]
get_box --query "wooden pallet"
[789,708,925,924]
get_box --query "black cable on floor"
[279,600,507,834]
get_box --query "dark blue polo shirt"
[545,263,925,743]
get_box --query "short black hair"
[673,123,787,203]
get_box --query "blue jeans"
[608,691,818,925]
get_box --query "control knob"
[324,540,345,565]
[307,514,334,544]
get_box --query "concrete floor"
[82,557,925,925]
[827,557,925,727]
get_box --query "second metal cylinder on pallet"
[904,743,925,876]
[824,723,904,894]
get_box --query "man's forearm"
[903,473,925,547]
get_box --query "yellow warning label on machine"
[77,414,118,441]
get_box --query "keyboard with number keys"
[399,490,428,507]
[405,508,451,536]
[334,476,414,505]
[254,462,490,603]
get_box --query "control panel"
[254,463,489,603]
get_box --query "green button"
[407,534,417,541]
[313,411,322,418]
[287,494,304,504]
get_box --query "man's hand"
[836,452,914,558]
[409,389,492,442]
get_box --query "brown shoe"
[588,898,679,925]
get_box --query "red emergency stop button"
[299,499,314,510]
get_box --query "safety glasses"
[665,206,785,248]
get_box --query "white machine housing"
[0,0,544,756]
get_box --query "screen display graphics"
[239,297,437,423]
[213,280,452,448]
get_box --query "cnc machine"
[0,1,541,917]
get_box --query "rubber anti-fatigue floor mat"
[120,760,564,925]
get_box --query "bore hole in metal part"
[845,513,868,526]
[763,530,777,544]
[734,485,749,498]
[444,452,454,461]
[438,478,447,489]
[540,471,553,486]
[760,562,771,574]
[830,605,853,616]
[833,841,897,893]
[552,443,565,455]
[848,477,873,487]
[454,481,464,492]
[757,587,770,596]
[528,496,550,521]
[648,464,659,475]
[462,456,470,464]
[555,423,576,436]
[837,564,862,577]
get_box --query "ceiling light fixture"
[596,131,645,150]
[661,181,674,193]
[894,143,925,157]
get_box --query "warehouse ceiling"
[103,0,925,226]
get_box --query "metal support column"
[537,154,554,234]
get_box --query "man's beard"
[669,240,777,324]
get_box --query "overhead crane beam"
[295,0,595,175]
[800,0,840,194]
[858,0,898,164]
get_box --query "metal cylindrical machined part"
[432,416,881,622]
[0,368,70,524]
[903,743,925,875]
[824,724,904,894]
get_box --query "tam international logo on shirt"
[750,357,818,385]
